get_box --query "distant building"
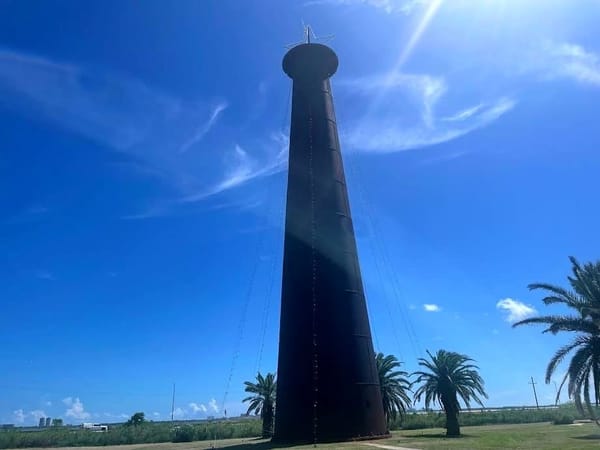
[38,417,45,428]
[81,423,108,432]
[45,418,52,427]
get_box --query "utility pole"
[171,383,176,421]
[529,377,540,409]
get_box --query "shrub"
[390,403,599,431]
[553,414,574,425]
[0,418,262,449]
[172,425,196,442]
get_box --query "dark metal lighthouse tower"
[274,35,388,443]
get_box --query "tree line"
[244,348,486,438]
[245,256,600,438]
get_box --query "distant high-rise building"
[274,38,387,443]
[45,417,52,427]
[38,417,45,428]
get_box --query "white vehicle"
[81,423,108,432]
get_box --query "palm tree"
[375,353,411,428]
[513,256,600,419]
[412,350,487,437]
[243,372,276,438]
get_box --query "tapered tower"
[273,40,388,443]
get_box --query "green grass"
[389,422,600,449]
[213,423,600,449]
[9,422,598,450]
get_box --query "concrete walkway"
[363,443,420,450]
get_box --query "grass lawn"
[388,422,600,449]
[15,422,600,450]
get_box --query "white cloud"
[63,397,90,420]
[172,407,186,418]
[423,303,441,312]
[189,402,207,414]
[496,298,537,323]
[179,102,228,153]
[13,409,25,424]
[208,398,219,413]
[45,401,52,407]
[152,412,160,418]
[11,409,47,424]
[30,410,47,420]
[340,71,515,153]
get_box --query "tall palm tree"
[375,353,411,428]
[412,350,487,437]
[243,372,276,438]
[513,256,600,420]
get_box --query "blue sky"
[1,0,600,425]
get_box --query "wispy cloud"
[0,49,182,151]
[0,48,284,216]
[340,71,515,153]
[514,41,600,88]
[181,133,287,203]
[208,398,219,413]
[441,104,484,122]
[63,397,90,420]
[2,204,50,225]
[178,102,228,153]
[496,298,537,323]
[543,42,600,86]
[304,0,433,14]
[120,202,172,220]
[423,303,441,312]
[34,270,55,281]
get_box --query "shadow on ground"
[213,440,298,449]
[403,433,471,439]
[572,434,600,440]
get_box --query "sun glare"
[394,0,444,70]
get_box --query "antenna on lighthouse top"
[285,23,334,49]
[305,24,314,43]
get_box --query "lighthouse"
[274,36,388,443]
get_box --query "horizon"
[1,0,600,426]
